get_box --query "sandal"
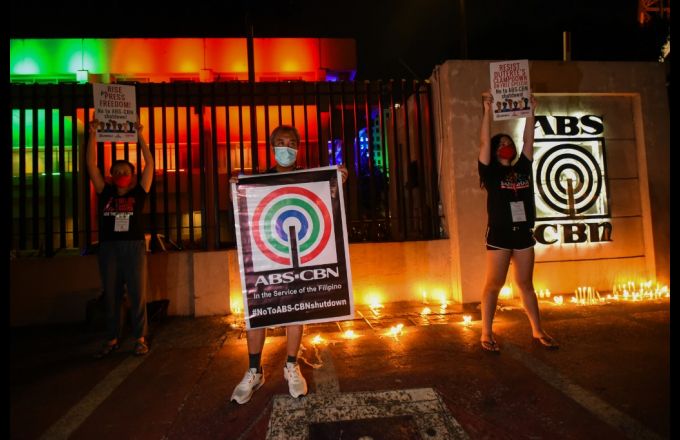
[94,341,119,359]
[134,340,149,356]
[480,339,501,353]
[533,335,559,350]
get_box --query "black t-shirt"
[266,165,302,174]
[97,184,148,242]
[478,153,535,228]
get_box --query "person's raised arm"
[138,122,154,193]
[522,93,537,161]
[86,120,105,194]
[478,91,493,165]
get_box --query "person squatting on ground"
[87,118,154,358]
[230,125,348,404]
[477,90,559,353]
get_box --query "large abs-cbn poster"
[232,166,354,329]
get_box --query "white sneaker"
[231,368,264,404]
[283,362,308,398]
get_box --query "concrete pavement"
[10,298,670,439]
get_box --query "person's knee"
[516,281,534,294]
[484,279,506,293]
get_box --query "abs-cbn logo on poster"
[254,267,341,286]
[246,181,338,272]
[533,114,612,245]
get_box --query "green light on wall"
[10,38,108,77]
[13,59,41,75]
[10,40,47,75]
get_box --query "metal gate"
[9,80,442,256]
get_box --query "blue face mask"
[274,147,297,167]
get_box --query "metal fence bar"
[425,82,441,237]
[388,80,404,240]
[161,84,170,239]
[18,89,27,249]
[314,83,324,166]
[184,83,195,245]
[197,85,207,249]
[209,82,221,249]
[44,86,54,256]
[173,83,182,247]
[400,79,414,239]
[146,91,158,237]
[57,86,67,249]
[302,84,310,169]
[84,110,93,247]
[263,84,272,169]
[31,85,40,250]
[70,85,79,249]
[413,80,428,238]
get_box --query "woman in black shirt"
[477,90,558,353]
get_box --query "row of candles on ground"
[230,280,669,333]
[311,316,477,342]
[536,280,669,305]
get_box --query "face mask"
[274,147,297,167]
[497,145,516,161]
[112,175,132,189]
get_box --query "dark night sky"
[9,0,670,80]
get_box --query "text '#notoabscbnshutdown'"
[250,299,348,317]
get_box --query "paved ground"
[10,298,670,440]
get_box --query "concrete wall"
[10,255,102,326]
[431,60,669,302]
[10,250,230,327]
[11,240,451,326]
[228,240,452,308]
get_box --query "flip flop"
[94,342,119,359]
[533,335,559,350]
[134,340,149,356]
[481,339,501,353]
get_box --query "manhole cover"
[266,388,468,440]
[309,415,419,440]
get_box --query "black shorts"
[486,225,536,250]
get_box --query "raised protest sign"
[489,59,532,121]
[92,83,138,142]
[232,166,354,329]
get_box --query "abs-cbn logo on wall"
[532,115,612,245]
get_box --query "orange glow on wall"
[111,39,160,74]
[255,39,321,79]
[205,39,248,77]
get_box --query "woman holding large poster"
[477,90,559,353]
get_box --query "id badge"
[510,201,526,223]
[114,214,130,232]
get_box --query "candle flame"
[343,329,357,339]
[387,323,404,337]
